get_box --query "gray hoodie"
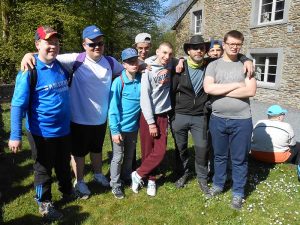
[140,56,173,124]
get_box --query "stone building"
[172,0,300,110]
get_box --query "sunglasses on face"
[85,41,104,48]
[190,45,206,51]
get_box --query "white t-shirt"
[57,53,123,125]
[251,119,296,152]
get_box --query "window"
[258,0,285,24]
[253,54,277,83]
[250,0,290,27]
[249,48,283,89]
[193,10,202,34]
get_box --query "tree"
[0,0,164,83]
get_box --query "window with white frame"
[259,0,285,24]
[249,48,283,89]
[193,10,202,34]
[253,54,278,84]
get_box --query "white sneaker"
[131,171,143,193]
[147,180,156,197]
[74,180,91,199]
[94,173,110,187]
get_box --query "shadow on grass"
[245,156,275,199]
[0,149,33,203]
[0,103,9,155]
[4,205,89,225]
[0,149,33,224]
[157,146,196,186]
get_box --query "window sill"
[257,81,279,90]
[250,21,287,29]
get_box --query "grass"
[0,102,300,225]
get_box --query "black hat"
[183,35,210,55]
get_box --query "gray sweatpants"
[110,131,138,188]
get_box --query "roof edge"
[171,0,198,30]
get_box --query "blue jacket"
[108,70,141,135]
[10,56,70,140]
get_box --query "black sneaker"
[231,196,243,210]
[174,173,189,188]
[198,180,211,197]
[39,202,63,221]
[62,189,79,203]
[208,186,222,198]
[112,187,124,199]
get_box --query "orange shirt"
[250,149,291,163]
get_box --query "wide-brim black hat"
[183,35,211,55]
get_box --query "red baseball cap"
[35,26,58,41]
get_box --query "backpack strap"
[28,67,37,119]
[119,74,125,97]
[69,52,86,87]
[104,56,114,71]
[29,67,37,93]
[104,56,118,79]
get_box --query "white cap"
[135,33,151,44]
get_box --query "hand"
[146,64,152,71]
[243,60,254,78]
[20,53,36,71]
[8,140,22,153]
[149,124,158,137]
[175,58,184,73]
[112,134,123,145]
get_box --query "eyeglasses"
[85,41,104,48]
[190,45,206,51]
[225,42,243,48]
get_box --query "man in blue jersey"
[9,26,73,221]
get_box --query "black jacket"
[171,59,211,117]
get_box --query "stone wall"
[174,0,300,110]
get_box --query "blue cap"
[82,25,104,39]
[121,48,138,61]
[209,39,223,50]
[267,105,288,116]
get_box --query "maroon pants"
[137,113,168,180]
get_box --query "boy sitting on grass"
[108,48,141,199]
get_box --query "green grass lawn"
[0,102,300,225]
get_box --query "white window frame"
[193,10,202,34]
[258,0,285,25]
[250,0,290,28]
[249,48,283,90]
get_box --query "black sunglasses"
[85,41,104,48]
[190,44,206,51]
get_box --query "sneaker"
[174,173,189,188]
[39,202,63,221]
[297,165,300,182]
[198,180,211,197]
[147,180,156,197]
[94,173,110,187]
[231,196,243,210]
[112,187,124,199]
[131,171,143,193]
[62,188,79,202]
[74,180,91,199]
[208,185,222,198]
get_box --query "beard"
[190,55,204,63]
